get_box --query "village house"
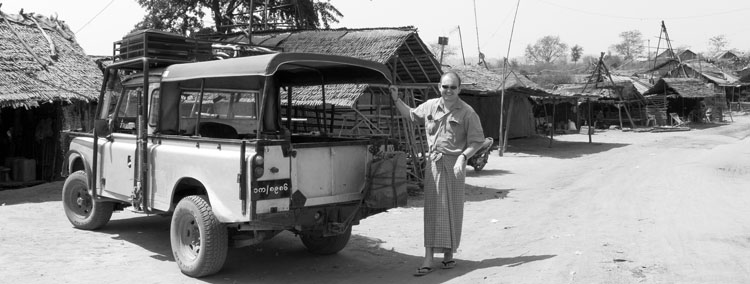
[0,10,100,185]
[642,78,720,124]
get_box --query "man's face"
[439,74,461,103]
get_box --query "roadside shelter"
[649,60,737,121]
[642,78,719,124]
[449,65,541,141]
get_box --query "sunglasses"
[441,85,458,90]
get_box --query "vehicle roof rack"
[110,29,279,70]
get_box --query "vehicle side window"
[112,88,140,134]
[100,91,120,120]
[179,90,259,137]
[148,89,161,126]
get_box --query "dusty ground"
[1,113,749,284]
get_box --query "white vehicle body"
[62,51,404,277]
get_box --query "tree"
[708,35,729,54]
[314,0,343,29]
[570,45,583,65]
[612,30,644,60]
[524,35,568,64]
[134,0,343,35]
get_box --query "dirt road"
[2,113,749,284]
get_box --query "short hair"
[441,72,461,86]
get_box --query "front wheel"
[62,170,114,230]
[170,195,228,278]
[300,226,352,255]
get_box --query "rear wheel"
[300,226,352,255]
[62,170,114,230]
[170,195,228,277]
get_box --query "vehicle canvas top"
[160,52,393,86]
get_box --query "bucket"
[12,158,36,182]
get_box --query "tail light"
[252,154,264,178]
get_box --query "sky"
[3,0,750,64]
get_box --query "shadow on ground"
[506,136,629,159]
[0,181,61,205]
[407,184,513,208]
[99,215,174,262]
[466,168,511,177]
[90,206,553,284]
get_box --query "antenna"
[473,0,487,69]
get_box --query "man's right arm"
[389,85,413,119]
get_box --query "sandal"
[441,260,456,269]
[414,266,434,276]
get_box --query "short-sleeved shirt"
[410,98,485,156]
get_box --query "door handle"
[127,155,132,168]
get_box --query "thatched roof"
[650,59,738,85]
[218,27,440,107]
[643,78,717,98]
[712,50,739,61]
[282,84,370,108]
[656,49,697,61]
[683,61,738,84]
[554,78,646,101]
[0,11,100,108]
[445,65,554,97]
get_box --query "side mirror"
[94,119,111,136]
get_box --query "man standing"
[390,72,485,276]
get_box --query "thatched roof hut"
[554,75,648,102]
[649,59,738,87]
[0,11,100,109]
[221,27,441,107]
[643,78,716,98]
[448,65,556,140]
[1,10,101,183]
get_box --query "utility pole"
[457,26,466,65]
[498,0,521,156]
[438,36,448,65]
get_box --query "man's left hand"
[454,156,466,177]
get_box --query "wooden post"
[587,98,592,143]
[502,96,516,153]
[498,98,505,156]
[549,98,556,147]
[618,103,623,129]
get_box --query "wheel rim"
[66,183,93,217]
[175,213,201,261]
